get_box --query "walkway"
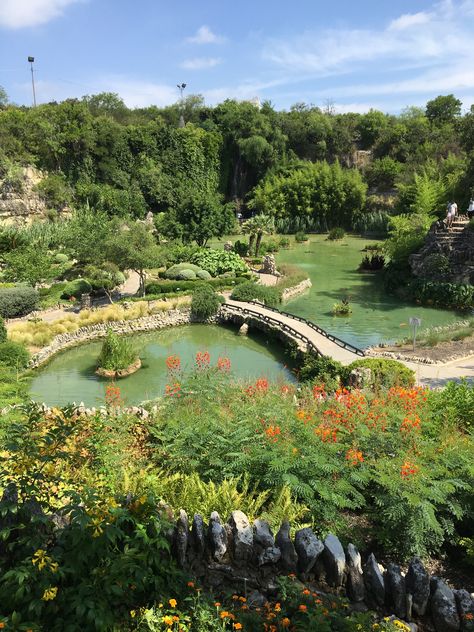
[223,299,474,387]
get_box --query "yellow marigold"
[274,603,281,612]
[239,596,246,602]
[42,586,58,601]
[162,615,173,626]
[233,624,243,630]
[169,598,177,608]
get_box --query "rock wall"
[281,278,312,302]
[169,508,474,632]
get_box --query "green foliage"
[0,286,39,318]
[299,353,348,390]
[365,156,403,190]
[164,262,205,279]
[426,94,462,125]
[384,213,433,266]
[332,299,352,315]
[85,262,124,300]
[190,284,222,320]
[418,253,450,280]
[408,279,474,310]
[294,231,308,242]
[230,280,281,306]
[60,278,92,300]
[428,379,474,431]
[54,252,69,264]
[0,315,6,343]
[327,227,346,240]
[35,173,73,210]
[348,358,415,389]
[190,248,248,277]
[196,269,212,280]
[0,340,29,369]
[145,276,245,296]
[97,328,137,371]
[233,239,249,256]
[2,246,55,288]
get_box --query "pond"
[277,235,461,349]
[30,324,296,407]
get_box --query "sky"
[1,0,474,113]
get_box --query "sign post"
[409,317,422,352]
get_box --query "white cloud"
[0,0,83,29]
[180,57,222,70]
[186,25,225,45]
[389,11,432,30]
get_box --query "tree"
[105,221,164,296]
[176,193,236,246]
[63,208,113,265]
[242,214,274,256]
[426,95,462,125]
[3,246,54,287]
[84,262,124,303]
[0,86,8,108]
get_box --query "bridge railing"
[243,300,365,357]
[221,303,323,357]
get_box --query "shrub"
[258,238,280,254]
[407,279,473,310]
[196,269,212,280]
[97,329,137,371]
[328,227,346,240]
[428,379,474,431]
[0,316,6,343]
[0,341,30,369]
[294,231,308,243]
[348,358,415,388]
[54,252,69,264]
[299,353,349,391]
[419,253,450,280]
[233,240,249,257]
[0,286,39,318]
[332,299,352,315]
[190,249,248,277]
[230,281,281,306]
[60,278,92,300]
[359,254,385,271]
[279,236,291,248]
[164,263,204,279]
[191,284,223,320]
[176,269,197,280]
[145,277,245,296]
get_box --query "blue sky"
[1,0,474,113]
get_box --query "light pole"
[28,56,36,107]
[177,82,186,127]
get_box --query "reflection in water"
[277,235,460,348]
[30,324,296,407]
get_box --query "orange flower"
[169,598,177,608]
[281,618,291,628]
[401,460,419,478]
[217,356,231,371]
[274,603,281,612]
[302,589,311,595]
[298,604,307,612]
[166,355,181,371]
[187,581,195,588]
[239,596,246,602]
[233,624,243,630]
[214,602,221,607]
[345,448,364,466]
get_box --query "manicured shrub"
[233,240,249,256]
[0,341,30,369]
[258,239,280,254]
[0,316,6,343]
[164,263,204,279]
[348,358,415,388]
[176,269,197,280]
[328,227,346,240]
[145,277,245,296]
[230,281,281,306]
[54,252,69,264]
[191,284,223,320]
[279,236,291,248]
[60,278,92,300]
[97,329,137,371]
[294,231,308,243]
[196,269,212,280]
[190,249,248,276]
[0,286,39,318]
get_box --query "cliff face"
[0,166,70,226]
[409,217,474,285]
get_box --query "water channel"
[31,235,461,405]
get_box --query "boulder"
[385,563,407,619]
[275,521,298,573]
[294,527,324,575]
[207,512,228,563]
[348,367,372,389]
[363,553,385,608]
[323,534,346,587]
[345,543,365,602]
[406,558,430,616]
[258,546,281,566]
[228,510,253,563]
[253,519,275,549]
[454,589,474,631]
[431,580,460,632]
[173,509,188,568]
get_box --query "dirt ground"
[374,335,474,364]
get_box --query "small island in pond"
[95,329,141,378]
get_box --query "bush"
[258,238,280,254]
[419,253,450,280]
[359,254,385,271]
[60,278,92,300]
[332,299,352,315]
[196,269,212,280]
[97,329,137,371]
[428,379,474,431]
[0,341,30,369]
[54,253,69,264]
[176,269,197,280]
[279,236,291,248]
[145,277,246,296]
[191,284,223,320]
[0,286,39,318]
[407,279,474,310]
[164,263,204,279]
[230,281,281,306]
[190,249,248,277]
[328,227,346,240]
[348,358,415,389]
[299,353,349,391]
[294,231,308,243]
[0,316,6,343]
[233,240,249,257]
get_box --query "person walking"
[452,200,458,219]
[468,198,474,219]
[446,202,453,229]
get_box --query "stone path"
[224,298,474,387]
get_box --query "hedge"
[348,358,415,388]
[145,277,246,295]
[0,286,39,318]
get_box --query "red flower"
[166,355,181,371]
[217,357,231,371]
[195,351,210,369]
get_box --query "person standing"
[468,198,474,219]
[452,200,458,219]
[446,202,453,229]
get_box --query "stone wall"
[169,508,474,632]
[281,278,312,302]
[30,308,193,368]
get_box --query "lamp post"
[176,82,186,127]
[28,56,36,107]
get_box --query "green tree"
[63,208,113,265]
[0,86,8,108]
[84,262,124,303]
[426,94,462,125]
[385,213,433,265]
[3,246,54,287]
[177,193,236,246]
[242,214,275,255]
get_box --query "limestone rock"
[258,546,281,566]
[294,527,324,575]
[323,534,346,587]
[363,553,385,608]
[228,510,253,563]
[253,519,275,549]
[348,367,372,389]
[385,563,406,619]
[406,558,430,616]
[346,543,365,602]
[454,589,474,631]
[207,512,227,563]
[275,521,298,573]
[191,514,206,555]
[238,323,249,336]
[431,580,460,632]
[173,509,189,568]
[224,241,233,252]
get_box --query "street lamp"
[177,82,186,127]
[28,56,36,107]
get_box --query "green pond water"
[277,235,461,348]
[30,324,296,407]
